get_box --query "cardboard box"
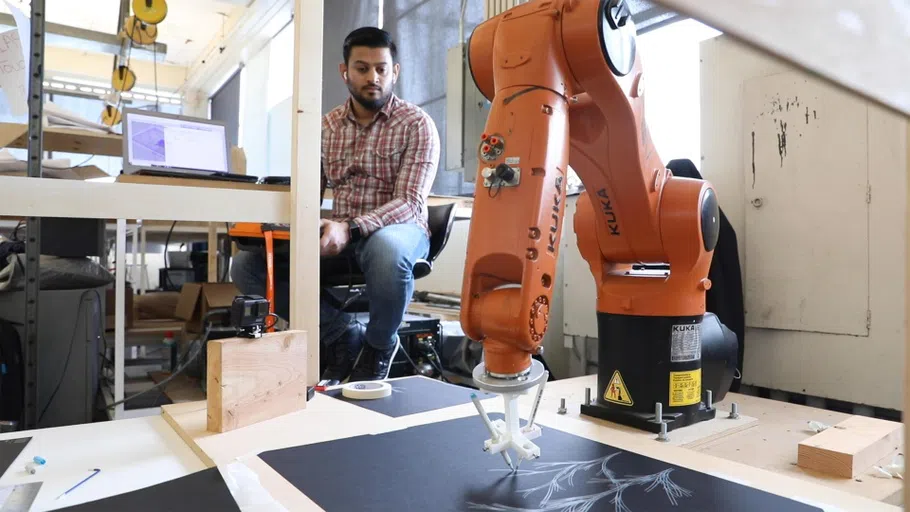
[105,283,134,331]
[175,283,240,333]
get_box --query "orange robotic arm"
[462,0,725,464]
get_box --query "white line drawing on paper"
[466,452,693,512]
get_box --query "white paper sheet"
[0,28,26,116]
[1,1,29,117]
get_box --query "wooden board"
[798,416,902,478]
[161,378,898,511]
[0,176,291,222]
[149,372,206,404]
[525,375,759,449]
[706,393,904,505]
[0,122,122,156]
[116,173,289,192]
[206,330,308,433]
[161,391,407,468]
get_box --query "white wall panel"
[701,35,908,410]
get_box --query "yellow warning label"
[669,369,701,407]
[603,370,633,406]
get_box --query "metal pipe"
[459,0,468,43]
[525,371,548,429]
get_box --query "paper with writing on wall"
[1,1,30,117]
[0,28,26,116]
[5,1,30,68]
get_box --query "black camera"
[230,295,270,338]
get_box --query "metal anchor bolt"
[657,421,669,442]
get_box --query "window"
[636,19,721,167]
[267,23,294,111]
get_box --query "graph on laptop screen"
[126,112,228,173]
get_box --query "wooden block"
[206,330,308,433]
[797,415,902,478]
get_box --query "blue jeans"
[230,222,430,351]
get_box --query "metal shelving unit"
[7,0,322,426]
[24,0,47,430]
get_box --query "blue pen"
[56,468,101,500]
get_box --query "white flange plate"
[473,359,547,394]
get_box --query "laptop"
[121,108,258,183]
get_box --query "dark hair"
[343,27,397,64]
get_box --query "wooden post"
[206,330,308,432]
[905,120,910,507]
[291,0,323,386]
[208,223,218,282]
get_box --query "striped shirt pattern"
[322,93,440,238]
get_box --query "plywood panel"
[742,71,869,336]
[798,415,902,478]
[206,331,308,433]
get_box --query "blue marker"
[56,468,101,500]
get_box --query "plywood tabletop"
[709,392,904,505]
[544,375,903,505]
[160,375,899,511]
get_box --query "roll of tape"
[342,381,392,400]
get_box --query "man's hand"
[320,219,351,257]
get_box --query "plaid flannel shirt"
[321,93,440,238]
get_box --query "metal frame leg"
[265,229,276,331]
[139,222,148,293]
[114,219,126,419]
[23,0,47,430]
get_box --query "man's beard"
[348,83,391,111]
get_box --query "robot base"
[580,400,716,434]
[577,311,737,434]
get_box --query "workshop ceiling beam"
[648,0,910,118]
[0,12,167,63]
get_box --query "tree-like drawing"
[466,452,693,512]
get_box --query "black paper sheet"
[57,467,240,511]
[260,415,823,512]
[323,376,495,417]
[0,437,30,479]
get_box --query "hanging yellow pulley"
[112,65,136,92]
[124,15,158,45]
[102,104,122,127]
[132,0,168,25]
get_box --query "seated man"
[231,26,440,382]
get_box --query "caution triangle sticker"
[603,370,633,406]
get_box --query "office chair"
[322,202,458,312]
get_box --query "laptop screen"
[125,111,229,173]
